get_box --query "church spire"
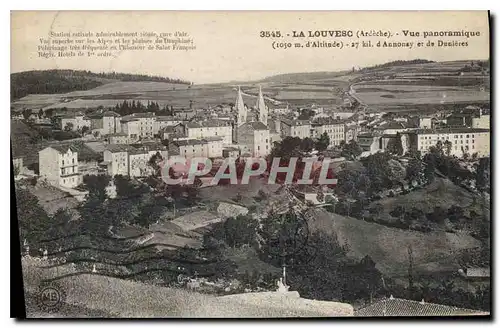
[235,86,246,126]
[256,85,268,126]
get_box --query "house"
[357,133,382,154]
[179,120,233,145]
[170,139,210,159]
[355,296,489,317]
[236,121,270,158]
[280,119,311,139]
[404,128,490,158]
[55,112,91,131]
[107,133,130,144]
[128,148,152,177]
[222,147,241,159]
[89,110,121,136]
[120,117,141,141]
[68,141,103,176]
[103,144,130,176]
[311,118,345,147]
[39,145,81,188]
[153,116,184,135]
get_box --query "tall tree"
[315,132,330,152]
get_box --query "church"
[234,86,271,158]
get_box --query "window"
[258,146,260,150]
[466,134,469,138]
[63,179,66,184]
[72,158,75,164]
[62,160,65,165]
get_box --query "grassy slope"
[370,178,478,214]
[305,207,479,278]
[22,257,352,318]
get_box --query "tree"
[113,175,136,198]
[82,174,110,202]
[81,126,90,136]
[300,137,315,153]
[475,157,490,191]
[340,140,362,161]
[427,206,446,224]
[22,109,31,120]
[210,215,259,248]
[386,135,404,156]
[15,184,52,245]
[447,205,465,223]
[423,153,437,184]
[406,158,424,185]
[64,122,74,132]
[315,132,330,152]
[298,108,315,120]
[386,159,406,188]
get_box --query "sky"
[11,11,490,84]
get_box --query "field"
[350,60,489,109]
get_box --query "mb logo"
[36,282,66,313]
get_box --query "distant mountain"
[11,69,191,101]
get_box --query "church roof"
[241,121,268,130]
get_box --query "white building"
[39,145,81,188]
[236,121,270,158]
[181,120,233,145]
[56,112,91,131]
[153,116,184,135]
[405,128,490,158]
[89,111,122,136]
[311,119,345,147]
[280,119,311,139]
[103,144,130,177]
[128,149,151,177]
[121,112,156,139]
[120,118,141,142]
[171,139,210,158]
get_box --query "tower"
[235,86,247,127]
[256,85,268,126]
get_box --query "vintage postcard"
[11,11,491,318]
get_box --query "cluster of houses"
[354,106,490,158]
[11,85,490,192]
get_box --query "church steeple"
[256,85,268,126]
[235,86,247,126]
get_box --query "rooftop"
[281,119,311,126]
[173,139,209,147]
[408,128,490,135]
[105,144,132,153]
[355,297,488,317]
[241,121,269,131]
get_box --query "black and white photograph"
[10,10,491,318]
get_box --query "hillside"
[305,207,480,278]
[22,257,353,318]
[11,69,191,101]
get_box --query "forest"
[10,69,191,100]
